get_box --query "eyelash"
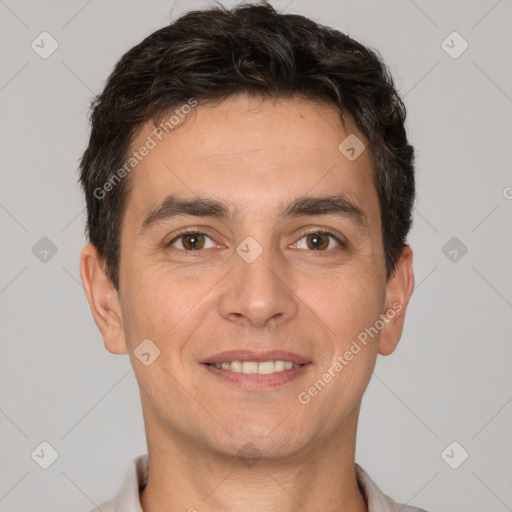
[166,229,346,254]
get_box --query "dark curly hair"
[79,0,415,292]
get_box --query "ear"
[79,244,127,355]
[378,245,415,356]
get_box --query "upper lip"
[199,350,311,365]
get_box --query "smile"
[205,360,301,374]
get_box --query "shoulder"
[87,454,148,512]
[355,463,430,512]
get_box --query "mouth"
[204,360,301,373]
[199,350,312,389]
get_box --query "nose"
[218,239,299,328]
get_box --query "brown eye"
[305,233,329,250]
[169,232,215,250]
[294,231,342,251]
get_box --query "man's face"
[84,94,413,459]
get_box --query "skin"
[80,93,414,512]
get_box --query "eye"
[292,231,343,251]
[168,232,217,251]
[166,230,343,252]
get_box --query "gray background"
[1,0,511,510]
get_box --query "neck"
[139,405,368,512]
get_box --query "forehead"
[123,95,380,229]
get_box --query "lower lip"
[201,363,312,389]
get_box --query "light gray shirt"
[89,454,429,512]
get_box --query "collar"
[95,454,427,512]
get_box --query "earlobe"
[79,244,128,355]
[378,245,415,356]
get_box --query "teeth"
[208,360,301,374]
[257,361,275,374]
[242,361,258,374]
[274,360,285,372]
[231,361,242,373]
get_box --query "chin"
[206,420,309,462]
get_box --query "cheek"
[308,268,384,343]
[121,263,219,349]
[299,271,382,418]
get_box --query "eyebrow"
[138,193,368,236]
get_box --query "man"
[79,1,427,510]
